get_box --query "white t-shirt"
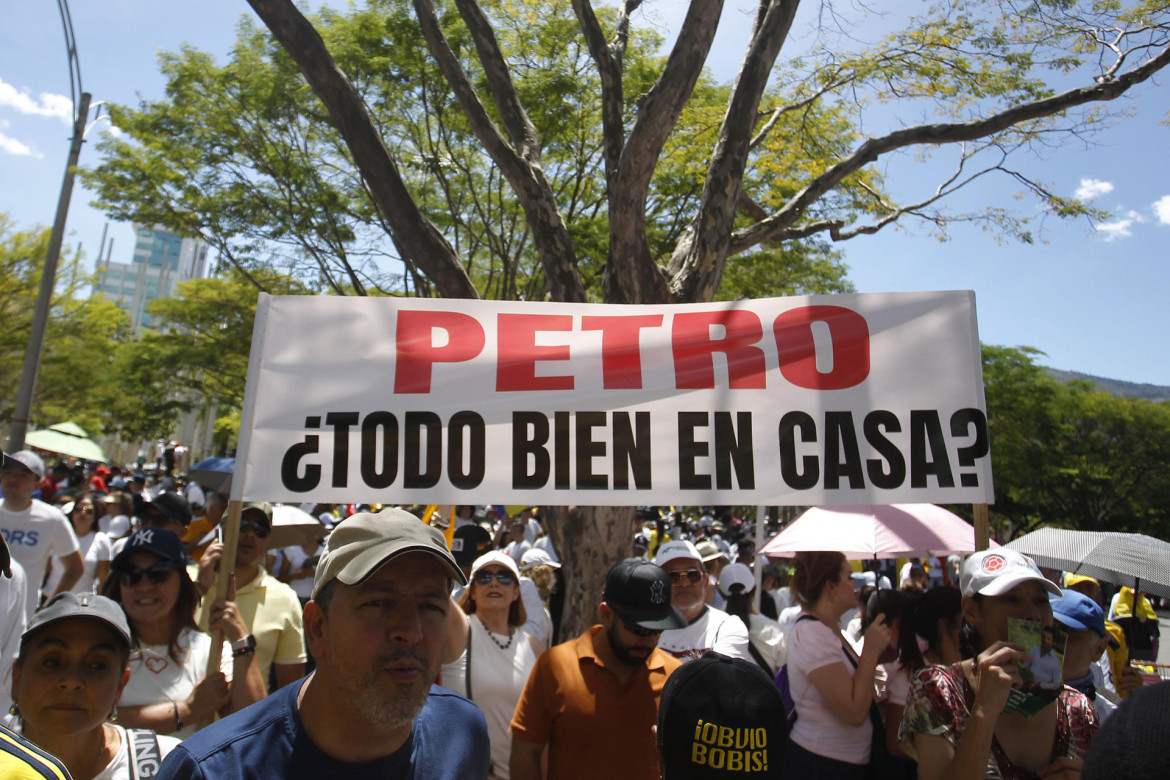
[657,606,751,662]
[0,499,80,617]
[0,560,28,717]
[503,540,531,568]
[747,612,787,676]
[44,530,112,595]
[280,544,319,602]
[94,725,181,780]
[787,615,872,765]
[119,626,232,739]
[532,534,558,563]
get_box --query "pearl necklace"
[478,615,514,650]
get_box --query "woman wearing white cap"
[441,550,545,779]
[10,592,180,779]
[899,549,1098,780]
[718,562,786,676]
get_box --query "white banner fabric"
[232,291,992,506]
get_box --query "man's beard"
[606,623,653,669]
[345,650,436,729]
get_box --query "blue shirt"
[157,679,489,779]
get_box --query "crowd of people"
[0,446,1166,779]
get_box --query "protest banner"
[229,291,993,507]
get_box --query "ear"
[960,596,982,630]
[303,600,327,661]
[599,602,615,629]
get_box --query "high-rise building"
[92,224,210,331]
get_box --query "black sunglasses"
[239,517,270,538]
[613,609,662,638]
[668,569,704,586]
[116,561,176,587]
[474,569,516,586]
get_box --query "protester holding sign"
[899,549,1098,780]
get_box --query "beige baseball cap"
[312,507,465,598]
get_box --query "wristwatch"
[231,634,257,657]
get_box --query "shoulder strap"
[126,728,162,780]
[465,619,473,701]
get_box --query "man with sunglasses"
[654,540,750,663]
[510,558,686,780]
[0,449,82,618]
[194,502,306,692]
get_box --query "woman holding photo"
[899,549,1098,780]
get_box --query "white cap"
[718,562,756,596]
[960,549,1061,599]
[469,550,521,582]
[654,540,702,568]
[520,547,560,572]
[107,515,131,539]
[8,450,46,479]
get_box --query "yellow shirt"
[0,725,71,780]
[195,567,306,690]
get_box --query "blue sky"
[2,1,1168,385]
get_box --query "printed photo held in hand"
[1006,618,1068,717]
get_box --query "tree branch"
[245,0,477,298]
[733,40,1170,251]
[606,0,726,303]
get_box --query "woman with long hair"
[782,551,892,780]
[441,550,544,779]
[884,586,962,758]
[100,528,265,738]
[899,550,1098,780]
[10,592,180,779]
[57,494,113,595]
[718,562,786,676]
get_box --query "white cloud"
[0,131,41,158]
[0,78,72,123]
[1153,195,1170,225]
[1075,178,1114,201]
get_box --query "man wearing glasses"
[194,501,307,691]
[510,558,686,780]
[654,540,750,662]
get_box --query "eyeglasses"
[668,569,704,586]
[115,561,176,587]
[78,507,94,514]
[474,569,516,586]
[239,517,270,538]
[613,609,662,638]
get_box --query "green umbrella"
[24,421,109,463]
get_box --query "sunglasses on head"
[613,609,662,638]
[239,517,270,538]
[116,561,176,587]
[668,569,704,586]
[474,569,516,586]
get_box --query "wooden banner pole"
[973,503,990,551]
[204,500,243,699]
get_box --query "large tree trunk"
[547,505,641,640]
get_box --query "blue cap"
[1050,589,1106,637]
[113,527,187,568]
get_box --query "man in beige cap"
[159,507,490,778]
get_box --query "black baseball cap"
[603,558,686,631]
[451,524,492,569]
[657,652,787,778]
[145,491,193,526]
[112,527,188,569]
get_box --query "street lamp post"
[7,91,92,452]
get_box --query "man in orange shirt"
[510,558,686,780]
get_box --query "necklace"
[478,615,514,650]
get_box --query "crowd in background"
[0,448,1166,779]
